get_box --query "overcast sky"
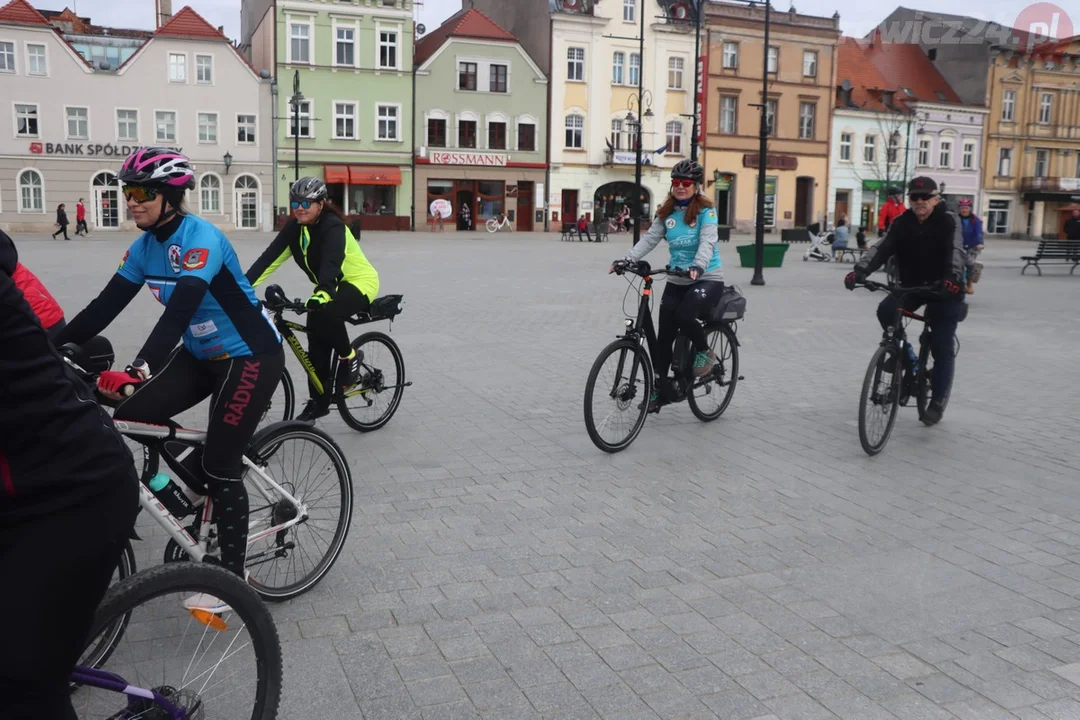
[33,0,1048,44]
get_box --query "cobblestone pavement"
[15,229,1080,719]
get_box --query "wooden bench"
[1020,240,1080,275]
[560,222,608,243]
[834,246,866,263]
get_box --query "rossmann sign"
[29,142,184,157]
[428,151,507,167]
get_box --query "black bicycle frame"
[271,314,325,396]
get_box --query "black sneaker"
[336,349,361,392]
[296,398,330,422]
[921,400,944,426]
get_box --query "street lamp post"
[289,70,305,183]
[628,91,654,248]
[749,0,771,286]
[690,0,703,162]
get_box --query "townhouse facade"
[0,0,274,233]
[703,3,841,233]
[412,9,548,232]
[245,0,415,230]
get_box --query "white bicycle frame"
[113,419,309,565]
[487,215,512,232]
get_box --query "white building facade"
[0,5,274,233]
[547,0,698,228]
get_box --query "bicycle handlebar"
[263,285,373,325]
[858,279,942,296]
[612,260,692,279]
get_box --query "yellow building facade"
[702,3,840,232]
[981,37,1080,238]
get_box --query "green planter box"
[736,243,790,268]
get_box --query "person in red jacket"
[9,250,66,340]
[877,188,906,237]
[75,198,89,236]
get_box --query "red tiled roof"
[415,8,517,65]
[863,31,963,106]
[154,6,227,40]
[836,37,896,112]
[0,0,51,26]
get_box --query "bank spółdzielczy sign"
[30,142,183,157]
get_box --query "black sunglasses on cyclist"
[290,199,313,210]
[123,186,158,203]
[909,192,937,202]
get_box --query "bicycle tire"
[687,323,740,422]
[858,345,902,456]
[338,331,406,432]
[268,367,295,425]
[914,334,953,421]
[245,424,353,601]
[486,219,497,233]
[81,563,282,720]
[583,339,653,453]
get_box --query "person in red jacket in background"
[877,188,906,237]
[75,198,89,236]
[2,230,66,340]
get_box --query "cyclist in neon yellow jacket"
[246,177,380,421]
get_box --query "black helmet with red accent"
[670,159,704,184]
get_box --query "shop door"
[234,175,260,229]
[92,171,121,229]
[834,191,849,225]
[561,189,578,227]
[517,181,533,231]
[795,177,813,227]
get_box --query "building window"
[237,114,256,144]
[518,122,536,151]
[668,57,684,89]
[427,118,447,147]
[1002,89,1015,121]
[377,104,399,141]
[917,137,931,166]
[629,53,640,86]
[168,53,186,82]
[887,134,899,163]
[798,101,815,139]
[612,52,624,84]
[765,99,777,136]
[1039,93,1053,124]
[962,140,975,170]
[997,147,1011,176]
[378,29,398,69]
[802,50,817,77]
[15,104,39,137]
[0,41,14,73]
[458,118,477,148]
[117,109,138,141]
[196,54,212,84]
[334,102,357,139]
[198,112,218,143]
[287,101,311,138]
[623,0,635,21]
[610,118,624,150]
[938,139,951,168]
[18,169,43,213]
[567,47,585,80]
[155,110,176,142]
[488,120,507,149]
[66,106,88,139]
[289,23,310,63]
[565,114,584,149]
[1075,153,1080,178]
[489,64,508,93]
[334,26,355,66]
[986,199,1009,233]
[719,96,736,133]
[200,174,221,214]
[767,46,778,73]
[722,42,737,69]
[839,132,852,161]
[665,120,683,155]
[459,62,477,90]
[1034,148,1048,177]
[863,134,876,163]
[27,44,46,75]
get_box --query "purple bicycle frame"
[70,665,189,719]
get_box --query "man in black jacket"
[1065,209,1080,240]
[845,177,966,425]
[0,229,139,719]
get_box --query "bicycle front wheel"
[584,339,653,453]
[858,344,902,456]
[338,331,406,432]
[74,563,282,720]
[486,218,498,233]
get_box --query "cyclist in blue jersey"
[611,160,724,410]
[55,147,285,612]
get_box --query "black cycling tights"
[114,346,285,576]
[306,282,370,402]
[654,280,725,379]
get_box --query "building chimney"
[156,0,173,29]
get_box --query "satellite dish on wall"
[417,23,426,34]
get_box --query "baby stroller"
[803,222,834,262]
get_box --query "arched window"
[200,174,221,214]
[233,174,260,229]
[18,169,44,212]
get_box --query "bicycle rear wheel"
[74,563,282,720]
[584,339,653,453]
[687,323,739,422]
[915,333,953,421]
[858,344,902,456]
[338,331,406,432]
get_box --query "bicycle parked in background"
[487,213,513,233]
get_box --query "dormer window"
[881,90,894,108]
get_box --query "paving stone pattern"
[19,231,1080,719]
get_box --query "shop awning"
[323,165,350,184]
[348,166,402,186]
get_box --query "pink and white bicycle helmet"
[118,146,196,190]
